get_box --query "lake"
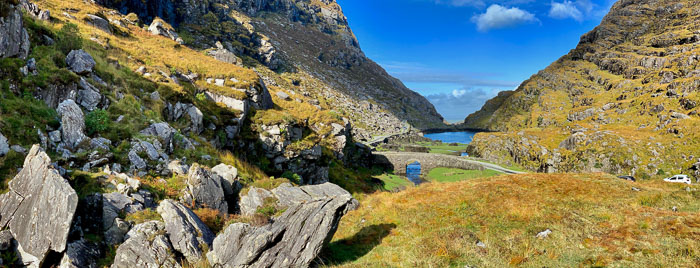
[424,131,479,144]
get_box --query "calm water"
[424,131,479,144]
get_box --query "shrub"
[85,109,110,135]
[193,207,232,234]
[281,171,301,185]
[56,23,83,54]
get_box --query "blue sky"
[336,0,617,122]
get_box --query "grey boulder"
[111,221,180,268]
[66,49,96,75]
[157,200,215,264]
[181,164,228,213]
[85,14,112,34]
[0,145,78,266]
[57,99,88,150]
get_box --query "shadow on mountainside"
[318,223,397,265]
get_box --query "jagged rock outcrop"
[207,184,358,267]
[111,221,180,268]
[181,164,229,213]
[0,145,78,266]
[157,200,215,264]
[0,2,30,59]
[77,77,104,111]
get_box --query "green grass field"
[374,173,413,191]
[427,167,500,183]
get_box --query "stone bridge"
[373,152,525,175]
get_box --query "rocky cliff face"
[464,0,700,178]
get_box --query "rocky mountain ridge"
[464,0,700,179]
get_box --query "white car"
[664,175,692,185]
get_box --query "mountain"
[95,0,446,138]
[463,0,700,179]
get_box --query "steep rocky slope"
[95,0,446,137]
[464,0,700,178]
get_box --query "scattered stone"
[211,163,239,196]
[150,91,160,101]
[671,112,690,120]
[0,145,78,265]
[66,49,96,75]
[128,151,147,170]
[157,200,215,264]
[111,221,180,268]
[276,91,291,100]
[536,229,552,239]
[632,187,641,192]
[476,241,486,248]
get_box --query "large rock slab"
[111,221,180,268]
[157,200,215,264]
[0,3,30,59]
[181,164,228,213]
[240,182,357,216]
[57,99,88,150]
[207,191,357,267]
[0,145,78,266]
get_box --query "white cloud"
[452,89,468,98]
[426,88,501,122]
[471,4,538,32]
[549,0,596,21]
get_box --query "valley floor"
[322,173,700,267]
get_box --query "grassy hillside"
[323,173,700,267]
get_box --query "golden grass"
[323,173,700,267]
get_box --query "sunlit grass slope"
[323,173,700,267]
